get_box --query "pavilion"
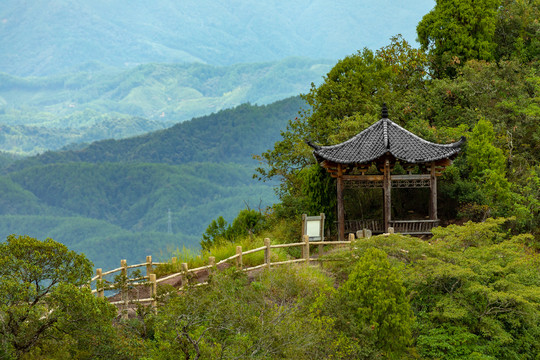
[308,105,465,240]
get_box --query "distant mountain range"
[0,59,332,154]
[0,0,434,76]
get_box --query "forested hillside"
[1,97,305,269]
[0,60,330,154]
[5,97,304,170]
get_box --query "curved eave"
[308,117,466,165]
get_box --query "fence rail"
[91,229,397,316]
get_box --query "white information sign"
[306,219,322,240]
[302,213,325,242]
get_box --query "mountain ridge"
[0,0,435,76]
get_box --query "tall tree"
[0,235,118,359]
[417,0,501,77]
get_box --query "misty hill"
[0,59,330,154]
[5,96,304,171]
[0,98,303,268]
[0,0,434,76]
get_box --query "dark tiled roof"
[309,118,465,164]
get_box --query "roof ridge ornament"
[383,118,389,149]
[381,103,388,119]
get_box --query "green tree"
[467,118,506,180]
[200,216,230,251]
[0,235,118,359]
[417,0,501,77]
[229,209,265,240]
[334,248,414,357]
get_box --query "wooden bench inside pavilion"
[308,105,465,240]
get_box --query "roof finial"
[382,103,388,118]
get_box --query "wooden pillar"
[319,212,325,255]
[337,164,345,240]
[430,162,438,220]
[383,159,392,232]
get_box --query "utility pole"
[167,208,172,234]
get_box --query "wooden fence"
[90,230,382,316]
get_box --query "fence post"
[96,268,104,298]
[181,262,189,287]
[149,273,157,310]
[264,238,271,269]
[146,255,153,277]
[120,259,128,320]
[208,256,215,276]
[303,234,310,263]
[236,246,243,269]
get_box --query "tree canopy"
[0,235,119,359]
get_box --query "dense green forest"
[0,97,305,269]
[0,60,330,155]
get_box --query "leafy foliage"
[0,235,119,359]
[151,266,336,360]
[335,248,414,356]
[201,209,267,251]
[417,0,500,77]
[324,219,540,359]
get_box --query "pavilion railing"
[344,219,384,234]
[390,220,440,235]
[344,219,439,235]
